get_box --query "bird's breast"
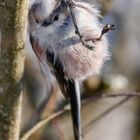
[58,38,109,80]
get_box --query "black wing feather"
[46,50,81,140]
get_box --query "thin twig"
[66,0,115,50]
[20,92,140,140]
[83,97,131,135]
[67,0,95,50]
[97,24,115,40]
[85,24,115,42]
[68,1,86,46]
[100,92,140,98]
[20,110,65,140]
[83,92,140,103]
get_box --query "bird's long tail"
[68,80,82,140]
[45,50,82,140]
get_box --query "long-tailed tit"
[28,0,113,139]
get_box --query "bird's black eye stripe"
[53,15,59,21]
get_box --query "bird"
[28,0,112,139]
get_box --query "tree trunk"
[0,0,28,139]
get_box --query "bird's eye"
[53,15,59,21]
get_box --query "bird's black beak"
[41,20,51,27]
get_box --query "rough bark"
[0,0,28,139]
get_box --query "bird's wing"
[46,50,82,140]
[30,35,82,140]
[30,34,68,99]
[30,35,45,62]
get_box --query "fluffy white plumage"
[29,0,109,81]
[28,1,110,140]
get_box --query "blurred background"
[21,0,140,139]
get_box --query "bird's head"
[28,0,73,48]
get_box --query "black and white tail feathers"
[46,50,82,140]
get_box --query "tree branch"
[0,0,28,139]
[65,0,114,50]
[83,92,140,103]
[83,97,131,136]
[20,91,139,140]
[20,110,66,140]
[67,0,95,50]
